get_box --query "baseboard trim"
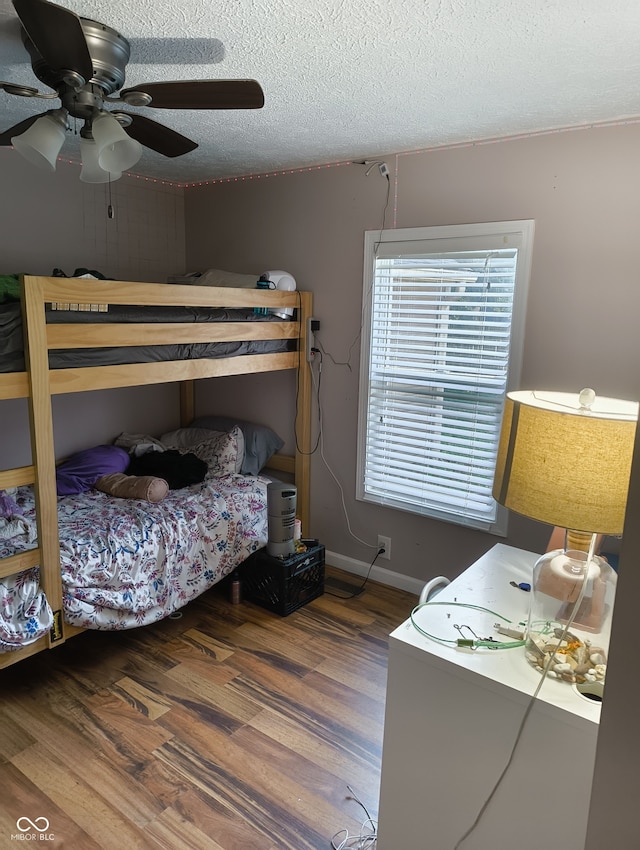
[325,550,423,597]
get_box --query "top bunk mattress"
[0,301,294,373]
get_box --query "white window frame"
[356,220,534,534]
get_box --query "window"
[357,220,534,534]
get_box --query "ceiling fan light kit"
[11,107,67,171]
[1,0,265,181]
[79,136,121,183]
[91,111,142,172]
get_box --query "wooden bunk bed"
[0,274,313,669]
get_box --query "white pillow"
[160,426,245,476]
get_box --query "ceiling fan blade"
[12,0,93,83]
[0,113,43,146]
[121,79,264,110]
[118,113,198,158]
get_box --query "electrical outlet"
[306,316,320,362]
[377,534,391,560]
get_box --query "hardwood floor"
[0,568,416,849]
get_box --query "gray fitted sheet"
[0,302,293,373]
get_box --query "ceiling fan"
[0,0,264,181]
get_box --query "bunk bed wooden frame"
[0,274,313,670]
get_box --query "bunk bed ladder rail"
[0,464,63,668]
[23,276,67,644]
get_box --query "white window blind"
[357,221,534,532]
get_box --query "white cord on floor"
[331,820,377,849]
[330,785,377,849]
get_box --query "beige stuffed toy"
[95,473,169,502]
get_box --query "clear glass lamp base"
[525,547,616,686]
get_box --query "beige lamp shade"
[493,390,638,534]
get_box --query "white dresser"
[377,543,601,850]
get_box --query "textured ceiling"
[1,0,640,185]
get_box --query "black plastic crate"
[240,543,325,616]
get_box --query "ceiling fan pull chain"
[107,176,114,220]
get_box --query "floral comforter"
[0,475,268,650]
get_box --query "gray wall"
[185,124,640,582]
[0,150,187,467]
[4,125,636,579]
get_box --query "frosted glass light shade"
[493,390,638,534]
[12,113,67,171]
[79,137,121,183]
[92,112,142,172]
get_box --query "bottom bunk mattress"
[0,474,268,648]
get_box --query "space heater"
[266,481,297,557]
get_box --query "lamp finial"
[579,387,596,410]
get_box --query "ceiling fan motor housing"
[22,17,130,96]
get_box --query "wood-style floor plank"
[0,761,102,848]
[0,567,416,848]
[146,788,278,850]
[11,742,155,849]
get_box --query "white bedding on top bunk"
[0,475,268,645]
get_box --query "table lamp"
[493,389,638,687]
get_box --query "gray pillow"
[191,416,284,475]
